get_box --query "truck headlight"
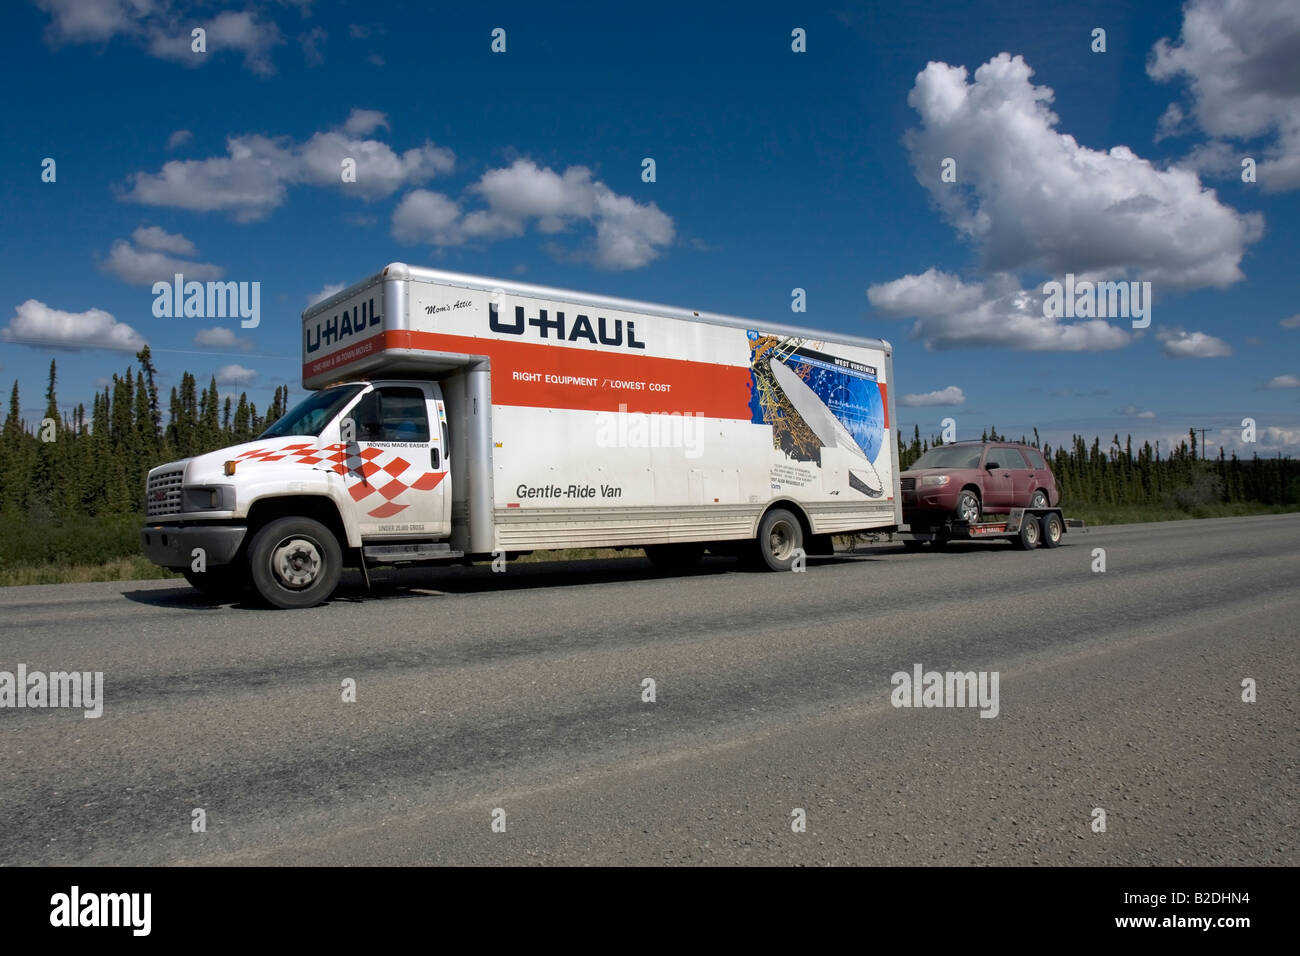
[182,485,235,511]
[920,475,951,486]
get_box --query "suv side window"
[984,447,1015,469]
[1023,448,1047,470]
[1005,447,1032,468]
[987,447,1030,469]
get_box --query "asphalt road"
[1,514,1296,866]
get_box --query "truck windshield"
[259,384,365,439]
[911,446,984,469]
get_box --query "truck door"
[341,384,450,538]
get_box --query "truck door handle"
[431,448,440,470]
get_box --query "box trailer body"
[142,263,901,607]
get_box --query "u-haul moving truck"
[142,263,901,607]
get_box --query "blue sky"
[2,0,1298,457]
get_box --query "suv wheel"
[1030,490,1049,509]
[955,490,981,523]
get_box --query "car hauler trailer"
[141,263,901,608]
[899,507,1074,551]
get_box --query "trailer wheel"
[1014,516,1041,550]
[755,508,803,571]
[644,542,705,572]
[1040,512,1064,548]
[182,563,250,601]
[248,516,342,609]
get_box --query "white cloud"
[900,386,966,407]
[299,26,326,66]
[123,116,454,220]
[1257,426,1300,451]
[298,131,453,200]
[342,108,388,137]
[131,225,196,256]
[868,268,1131,351]
[901,53,1262,289]
[1266,374,1300,389]
[392,190,463,244]
[1281,314,1300,329]
[36,0,137,43]
[38,2,286,76]
[392,159,675,269]
[195,327,253,351]
[1,299,145,351]
[306,283,345,306]
[1157,327,1232,358]
[166,129,193,150]
[1149,0,1300,192]
[100,229,222,286]
[1121,405,1157,419]
[215,364,257,385]
[146,10,284,76]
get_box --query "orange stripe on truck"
[304,330,756,419]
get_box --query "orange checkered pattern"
[236,442,445,519]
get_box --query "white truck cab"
[142,379,456,607]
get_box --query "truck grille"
[900,478,915,491]
[146,469,184,518]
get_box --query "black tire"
[930,534,952,550]
[644,542,705,572]
[954,490,981,523]
[248,516,342,609]
[182,563,250,601]
[754,508,803,571]
[1040,512,1064,548]
[1014,515,1041,550]
[901,538,926,551]
[1030,489,1049,509]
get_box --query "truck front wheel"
[248,517,342,609]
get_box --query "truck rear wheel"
[183,564,250,601]
[644,542,705,572]
[248,516,342,609]
[754,508,803,571]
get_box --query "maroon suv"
[900,441,1059,525]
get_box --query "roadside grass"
[1,502,1296,587]
[0,556,180,587]
[1065,501,1299,526]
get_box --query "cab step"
[362,542,465,563]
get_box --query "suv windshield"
[910,445,984,469]
[259,384,365,439]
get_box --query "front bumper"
[141,525,247,570]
